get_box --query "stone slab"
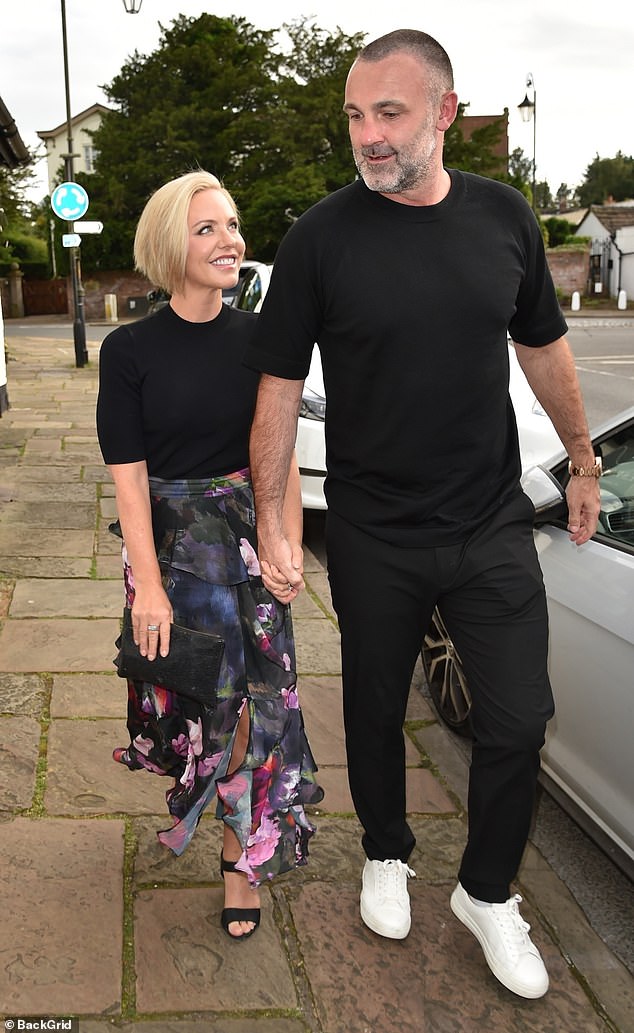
[311,766,354,813]
[519,843,634,1033]
[288,815,366,885]
[287,588,324,619]
[0,482,97,501]
[0,672,47,717]
[301,544,323,573]
[411,721,470,809]
[296,675,346,765]
[32,423,74,432]
[408,815,467,882]
[0,501,96,529]
[304,570,337,619]
[0,617,119,671]
[0,555,93,577]
[405,767,457,814]
[96,555,123,578]
[0,578,12,618]
[50,673,126,718]
[310,765,454,818]
[406,680,438,722]
[100,496,118,519]
[10,578,124,618]
[134,887,296,1013]
[133,816,223,887]
[45,718,168,815]
[0,527,94,556]
[96,527,122,554]
[0,817,124,1015]
[294,617,342,675]
[0,715,41,810]
[291,882,608,1033]
[81,1022,306,1033]
[3,464,81,482]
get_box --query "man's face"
[344,53,445,197]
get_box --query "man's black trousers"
[326,490,554,903]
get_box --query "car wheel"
[421,608,472,736]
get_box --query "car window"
[235,271,262,313]
[554,421,634,549]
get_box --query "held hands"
[131,586,173,661]
[566,476,601,546]
[259,535,305,604]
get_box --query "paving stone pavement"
[0,327,632,1032]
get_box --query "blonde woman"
[97,171,322,940]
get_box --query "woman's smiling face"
[184,188,245,294]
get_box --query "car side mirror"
[521,465,568,524]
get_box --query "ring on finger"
[147,624,160,632]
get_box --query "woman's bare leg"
[222,704,261,937]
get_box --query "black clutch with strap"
[114,607,224,709]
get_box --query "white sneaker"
[450,882,549,998]
[360,858,416,939]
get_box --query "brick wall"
[82,270,156,321]
[546,247,589,300]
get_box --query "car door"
[536,410,634,865]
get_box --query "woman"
[96,170,323,940]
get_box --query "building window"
[83,145,99,173]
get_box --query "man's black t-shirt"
[243,170,567,546]
[97,303,259,478]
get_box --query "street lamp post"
[59,0,142,367]
[518,73,537,213]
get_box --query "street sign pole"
[60,0,88,368]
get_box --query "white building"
[37,103,111,195]
[575,202,634,300]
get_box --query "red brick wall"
[81,270,156,321]
[546,248,589,300]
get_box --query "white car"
[424,407,634,876]
[236,262,560,509]
[234,262,328,509]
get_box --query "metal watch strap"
[567,457,602,477]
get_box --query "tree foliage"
[79,14,525,271]
[578,152,634,206]
[445,105,507,180]
[0,162,50,276]
[78,14,364,268]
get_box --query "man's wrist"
[568,457,602,477]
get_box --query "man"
[244,30,600,999]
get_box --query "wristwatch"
[568,457,602,477]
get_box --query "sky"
[2,0,633,203]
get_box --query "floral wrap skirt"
[113,468,323,885]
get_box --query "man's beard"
[353,125,438,195]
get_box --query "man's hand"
[259,534,305,603]
[565,476,601,545]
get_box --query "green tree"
[578,151,634,206]
[79,15,364,267]
[0,161,50,277]
[81,14,282,269]
[237,19,363,252]
[444,105,508,179]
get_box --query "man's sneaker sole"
[450,886,548,999]
[360,898,411,939]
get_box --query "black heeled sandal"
[220,852,261,940]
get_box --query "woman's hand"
[131,587,173,660]
[262,539,304,604]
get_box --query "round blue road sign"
[51,182,90,221]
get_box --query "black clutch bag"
[114,607,224,709]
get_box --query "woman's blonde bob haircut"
[134,170,239,296]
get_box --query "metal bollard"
[104,293,118,322]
